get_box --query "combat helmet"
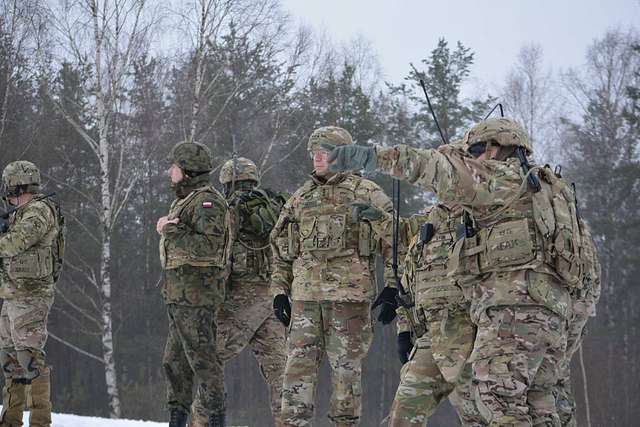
[307,126,353,153]
[2,160,41,197]
[466,118,532,154]
[169,141,213,175]
[219,157,259,185]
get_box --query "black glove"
[273,294,291,327]
[397,331,413,364]
[350,202,385,223]
[325,143,377,173]
[371,287,399,324]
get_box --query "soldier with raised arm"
[329,118,583,426]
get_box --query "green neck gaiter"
[173,173,211,199]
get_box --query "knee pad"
[0,349,17,378]
[16,349,44,380]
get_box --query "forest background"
[0,1,638,426]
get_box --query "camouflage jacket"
[160,184,233,304]
[270,172,392,302]
[0,196,59,299]
[376,144,572,319]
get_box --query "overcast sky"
[281,0,639,86]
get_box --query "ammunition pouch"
[7,247,53,280]
[275,222,300,262]
[298,212,373,259]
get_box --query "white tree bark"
[48,0,152,417]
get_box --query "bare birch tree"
[501,43,559,164]
[0,0,49,153]
[171,0,283,143]
[47,0,156,417]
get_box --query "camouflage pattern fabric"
[556,220,601,426]
[190,182,287,426]
[160,183,232,306]
[269,170,390,426]
[386,205,482,426]
[469,294,566,426]
[270,172,392,302]
[281,300,372,426]
[219,157,260,184]
[373,141,572,425]
[163,302,225,418]
[0,197,59,299]
[189,288,286,427]
[389,309,480,427]
[0,190,59,427]
[160,177,232,419]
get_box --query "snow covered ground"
[3,410,251,426]
[0,410,164,427]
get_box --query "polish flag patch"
[202,201,213,208]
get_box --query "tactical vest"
[446,162,580,318]
[295,176,375,260]
[5,199,60,284]
[160,186,231,270]
[410,206,466,310]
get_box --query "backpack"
[532,166,583,288]
[42,198,66,283]
[232,188,288,240]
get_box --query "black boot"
[208,413,225,427]
[169,409,188,427]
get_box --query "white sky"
[281,0,640,85]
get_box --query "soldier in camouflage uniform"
[158,142,233,427]
[355,199,483,426]
[190,157,288,427]
[328,118,586,426]
[0,161,64,427]
[270,126,393,427]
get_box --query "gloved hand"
[397,331,413,364]
[371,287,399,324]
[325,143,377,173]
[273,294,291,327]
[351,202,385,223]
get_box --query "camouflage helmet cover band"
[219,157,259,184]
[465,118,532,154]
[307,126,354,152]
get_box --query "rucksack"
[42,198,66,283]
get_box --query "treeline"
[0,1,638,425]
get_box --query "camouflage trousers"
[388,305,482,427]
[282,300,373,426]
[0,295,53,381]
[191,281,287,426]
[163,303,225,418]
[555,288,598,427]
[469,305,567,427]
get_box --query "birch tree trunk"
[49,0,153,417]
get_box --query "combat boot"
[28,367,52,427]
[0,378,27,427]
[207,413,225,427]
[169,409,188,427]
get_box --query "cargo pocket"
[526,271,571,319]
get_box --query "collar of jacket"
[309,171,356,186]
